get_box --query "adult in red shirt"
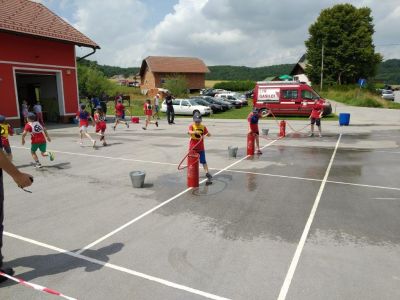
[309,100,324,137]
[113,99,129,130]
[247,108,270,154]
[142,99,158,130]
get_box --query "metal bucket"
[228,146,238,158]
[262,128,269,135]
[129,171,146,188]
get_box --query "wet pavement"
[1,116,399,299]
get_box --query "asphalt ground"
[1,116,399,300]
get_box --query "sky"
[37,0,400,67]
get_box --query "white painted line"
[76,139,279,254]
[277,134,342,300]
[225,170,400,191]
[12,146,179,167]
[4,232,231,300]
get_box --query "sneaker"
[206,173,213,180]
[319,134,322,138]
[92,140,96,148]
[256,150,262,155]
[48,152,55,161]
[112,126,116,131]
[155,121,159,127]
[0,267,15,284]
[142,127,146,130]
[308,133,314,137]
[172,122,176,124]
[103,142,107,146]
[35,162,42,168]
[79,140,83,145]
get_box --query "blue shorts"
[198,151,206,164]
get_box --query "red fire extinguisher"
[279,120,286,137]
[247,133,255,156]
[187,150,199,188]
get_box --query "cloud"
[58,0,400,67]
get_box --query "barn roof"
[0,0,99,49]
[139,56,209,76]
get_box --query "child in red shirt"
[188,114,212,181]
[94,106,107,146]
[309,100,323,137]
[21,113,54,168]
[247,108,270,154]
[113,99,129,130]
[142,99,158,130]
[76,103,96,147]
[0,115,14,161]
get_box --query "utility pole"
[320,43,324,91]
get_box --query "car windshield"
[191,99,207,106]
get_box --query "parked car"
[381,89,395,101]
[160,99,212,116]
[191,97,222,113]
[253,81,332,116]
[200,96,233,110]
[214,94,242,108]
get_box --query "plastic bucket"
[262,128,269,135]
[228,146,238,158]
[339,113,351,126]
[131,117,139,123]
[129,171,146,188]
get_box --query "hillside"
[78,58,400,84]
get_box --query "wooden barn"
[0,0,99,127]
[139,56,209,95]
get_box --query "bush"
[162,75,189,97]
[213,80,256,91]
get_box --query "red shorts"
[145,110,153,116]
[96,122,106,132]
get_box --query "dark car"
[191,98,222,113]
[200,96,233,110]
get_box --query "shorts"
[251,131,259,136]
[96,122,106,133]
[198,150,207,165]
[31,143,47,153]
[145,111,153,116]
[154,105,159,112]
[1,144,11,154]
[310,117,321,126]
[80,125,88,132]
[116,115,125,121]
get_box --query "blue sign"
[358,78,367,88]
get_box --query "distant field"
[205,80,229,89]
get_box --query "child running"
[142,99,158,130]
[94,106,107,146]
[113,99,129,130]
[21,113,54,168]
[0,115,14,161]
[76,103,96,147]
[188,114,212,182]
[247,108,270,155]
[309,99,323,137]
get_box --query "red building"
[0,0,99,127]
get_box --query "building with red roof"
[0,0,100,127]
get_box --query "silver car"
[382,90,395,101]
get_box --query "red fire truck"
[253,81,332,116]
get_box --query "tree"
[162,74,189,97]
[77,64,114,97]
[305,4,382,86]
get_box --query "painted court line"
[225,169,400,191]
[76,139,279,254]
[277,133,342,300]
[4,232,231,300]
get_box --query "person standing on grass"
[142,99,158,130]
[94,106,107,146]
[188,114,212,181]
[309,99,324,138]
[33,101,44,126]
[0,115,14,161]
[76,104,96,147]
[22,113,55,168]
[113,99,129,130]
[247,108,270,155]
[153,93,161,120]
[165,92,175,124]
[0,138,32,284]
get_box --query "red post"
[247,133,255,156]
[279,120,286,137]
[187,150,199,188]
